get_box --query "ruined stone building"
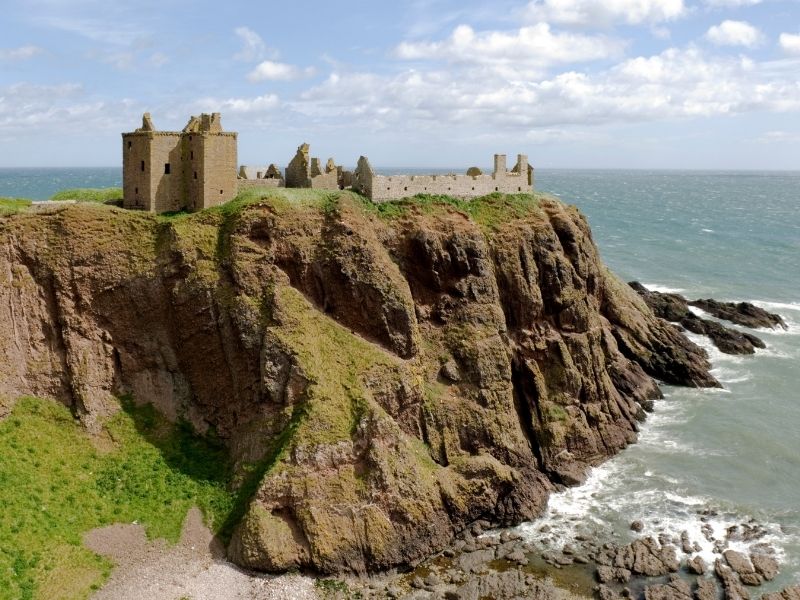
[123,113,533,213]
[284,143,341,189]
[237,164,284,192]
[352,154,533,203]
[122,113,237,212]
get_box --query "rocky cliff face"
[0,193,716,574]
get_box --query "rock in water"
[0,196,718,574]
[689,299,787,330]
[628,282,776,356]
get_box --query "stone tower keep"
[122,113,237,213]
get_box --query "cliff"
[0,191,717,574]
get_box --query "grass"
[358,191,545,231]
[0,396,234,600]
[50,188,123,203]
[0,198,32,216]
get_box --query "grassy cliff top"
[1,186,550,228]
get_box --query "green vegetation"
[315,578,362,598]
[50,188,123,203]
[356,191,545,231]
[0,198,32,216]
[0,396,234,600]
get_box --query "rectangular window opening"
[190,151,194,160]
[219,189,223,194]
[164,163,171,175]
[127,141,132,149]
[193,171,197,180]
[141,160,145,172]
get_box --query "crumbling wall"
[353,154,533,203]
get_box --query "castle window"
[220,189,223,194]
[518,187,521,192]
[404,186,407,192]
[164,163,171,175]
[190,151,194,160]
[135,187,138,194]
[495,187,498,191]
[141,161,145,172]
[193,171,197,180]
[127,141,132,149]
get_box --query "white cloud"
[234,27,270,62]
[779,33,800,55]
[705,20,763,47]
[757,130,800,143]
[704,0,761,6]
[0,45,44,61]
[247,61,315,82]
[149,52,168,67]
[0,82,139,134]
[293,46,800,133]
[197,94,281,114]
[395,24,625,76]
[524,0,685,26]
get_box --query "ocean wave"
[641,282,685,294]
[751,300,800,313]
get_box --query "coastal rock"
[627,283,771,356]
[613,538,680,577]
[695,579,718,600]
[0,196,719,574]
[689,299,787,330]
[750,552,779,581]
[681,315,765,355]
[724,550,764,586]
[450,570,556,600]
[644,574,693,600]
[687,556,707,575]
[762,586,800,600]
[715,558,751,600]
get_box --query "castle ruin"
[122,113,534,212]
[122,113,237,212]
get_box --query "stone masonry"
[352,154,534,202]
[122,113,237,213]
[123,113,534,212]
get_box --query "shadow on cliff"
[118,395,309,548]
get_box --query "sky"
[0,0,799,169]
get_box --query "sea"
[2,167,799,588]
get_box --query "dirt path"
[84,508,320,600]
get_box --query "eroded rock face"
[0,195,717,574]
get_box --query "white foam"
[701,228,715,233]
[751,300,800,313]
[642,283,685,294]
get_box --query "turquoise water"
[0,167,120,200]
[2,168,799,585]
[525,170,800,590]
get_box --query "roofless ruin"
[122,113,534,213]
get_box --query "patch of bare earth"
[84,508,320,600]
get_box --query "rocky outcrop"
[690,299,787,330]
[628,282,784,356]
[0,194,717,574]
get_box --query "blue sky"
[1,0,799,169]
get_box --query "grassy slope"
[0,198,32,216]
[50,188,123,203]
[0,398,233,600]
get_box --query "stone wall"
[352,154,533,203]
[237,178,284,192]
